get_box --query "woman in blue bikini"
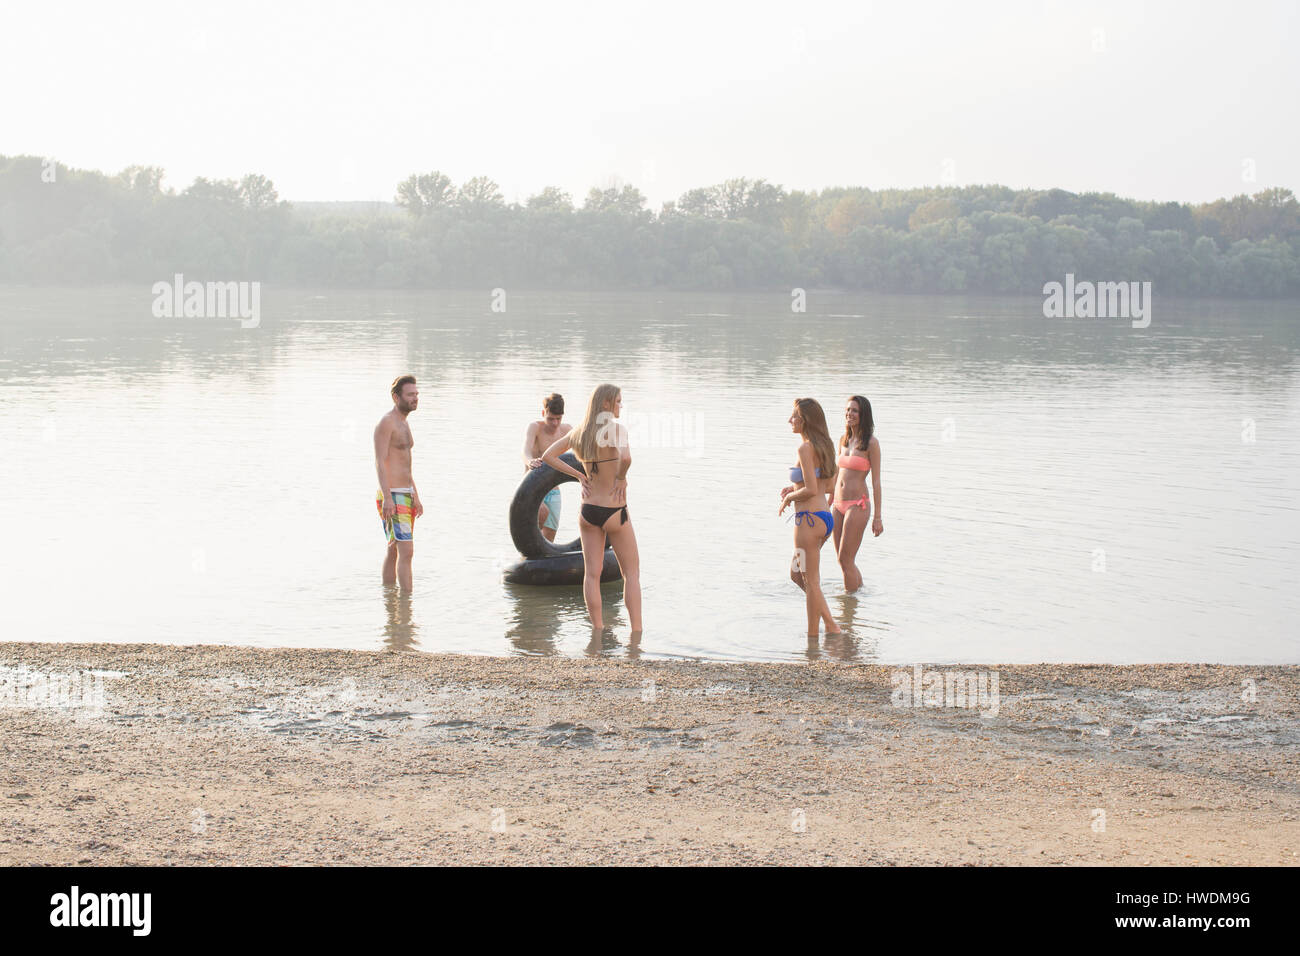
[778,398,842,636]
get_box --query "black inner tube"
[509,452,612,560]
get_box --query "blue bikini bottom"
[795,509,834,537]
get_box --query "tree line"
[1,154,1297,296]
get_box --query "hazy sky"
[2,0,1295,208]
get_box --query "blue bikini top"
[789,465,824,483]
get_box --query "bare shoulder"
[375,410,396,435]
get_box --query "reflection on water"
[381,587,419,652]
[585,627,623,658]
[502,584,585,655]
[1,286,1298,664]
[803,593,881,662]
[503,579,644,659]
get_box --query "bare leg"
[396,540,414,591]
[798,523,823,635]
[831,504,843,562]
[790,541,807,593]
[797,521,841,636]
[812,542,841,636]
[578,518,607,629]
[382,541,398,586]
[607,517,642,631]
[539,504,557,542]
[837,505,869,592]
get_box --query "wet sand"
[1,642,1296,866]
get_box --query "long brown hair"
[794,398,837,482]
[840,395,874,454]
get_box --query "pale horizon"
[2,0,1296,209]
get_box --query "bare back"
[579,438,626,507]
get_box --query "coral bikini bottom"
[832,495,868,515]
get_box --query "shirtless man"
[374,374,423,589]
[522,393,571,541]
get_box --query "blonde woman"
[778,398,841,636]
[542,384,642,632]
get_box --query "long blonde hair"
[569,383,622,468]
[794,398,837,482]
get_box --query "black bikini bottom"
[581,503,628,527]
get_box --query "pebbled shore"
[1,642,1297,866]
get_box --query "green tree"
[457,176,504,208]
[395,171,454,216]
[239,174,279,209]
[184,177,241,203]
[584,184,647,216]
[116,165,166,195]
[527,186,573,212]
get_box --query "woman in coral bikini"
[831,395,884,591]
[778,398,841,636]
[541,383,642,634]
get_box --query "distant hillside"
[288,200,403,219]
[1,154,1297,296]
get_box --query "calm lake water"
[1,286,1297,664]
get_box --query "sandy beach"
[1,642,1296,866]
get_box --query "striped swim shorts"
[376,488,415,543]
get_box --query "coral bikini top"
[837,453,870,473]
